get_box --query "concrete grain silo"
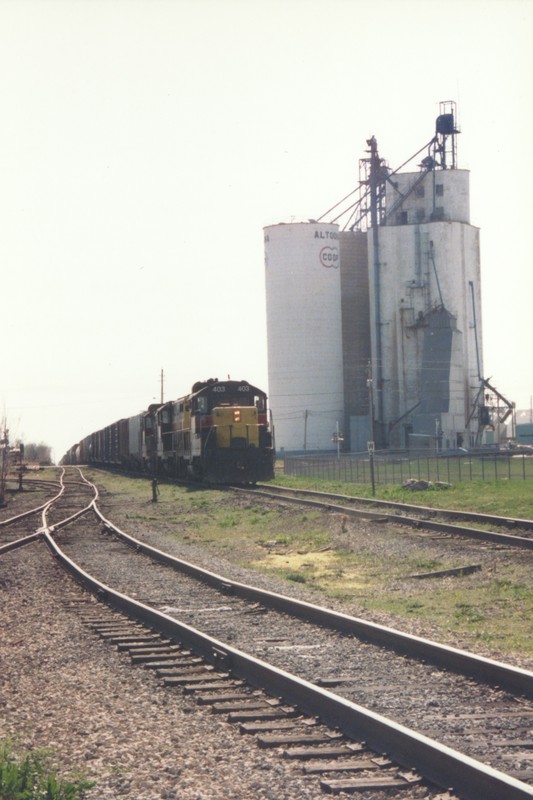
[264,222,344,452]
[370,166,482,450]
[264,104,501,455]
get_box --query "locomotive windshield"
[192,382,266,413]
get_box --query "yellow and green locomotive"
[63,378,275,484]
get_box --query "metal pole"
[367,366,376,496]
[368,137,384,433]
[367,362,375,444]
[369,444,376,496]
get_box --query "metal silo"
[264,222,344,453]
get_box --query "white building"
[368,167,482,451]
[265,111,485,453]
[264,222,345,453]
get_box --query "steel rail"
[0,503,53,527]
[40,467,97,532]
[0,532,41,554]
[40,523,533,800]
[0,470,94,546]
[0,473,66,527]
[256,482,533,530]
[247,485,533,550]
[91,504,533,698]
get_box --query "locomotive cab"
[189,379,274,483]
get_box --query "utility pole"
[368,136,385,433]
[303,409,308,452]
[160,369,164,404]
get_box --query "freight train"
[62,378,275,484]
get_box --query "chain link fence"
[283,450,533,486]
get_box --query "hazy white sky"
[1,0,532,461]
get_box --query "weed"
[218,514,238,529]
[286,572,307,583]
[492,578,533,602]
[190,498,209,510]
[0,740,94,799]
[300,512,321,523]
[297,530,330,550]
[454,603,485,624]
[410,558,443,572]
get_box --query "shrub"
[0,740,94,799]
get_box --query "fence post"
[368,442,376,495]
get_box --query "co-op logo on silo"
[319,246,339,269]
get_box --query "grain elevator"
[264,222,345,452]
[265,104,506,454]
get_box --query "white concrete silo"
[370,168,483,450]
[264,222,344,453]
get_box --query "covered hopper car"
[62,378,275,484]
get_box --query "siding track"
[243,483,533,550]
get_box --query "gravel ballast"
[1,540,331,800]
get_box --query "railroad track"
[0,470,63,548]
[2,467,533,798]
[237,483,533,550]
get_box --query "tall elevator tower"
[264,103,488,453]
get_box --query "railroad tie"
[303,756,392,774]
[141,656,203,669]
[283,743,365,760]
[239,718,318,734]
[129,648,187,664]
[196,691,260,706]
[227,707,297,723]
[210,698,281,715]
[257,732,343,749]
[320,770,422,794]
[182,680,245,694]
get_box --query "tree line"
[18,441,53,465]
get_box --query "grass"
[271,472,533,520]
[83,468,533,662]
[0,740,93,799]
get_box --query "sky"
[1,0,532,462]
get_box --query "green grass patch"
[363,568,533,656]
[271,474,533,520]
[0,740,93,799]
[408,557,444,573]
[286,572,307,583]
